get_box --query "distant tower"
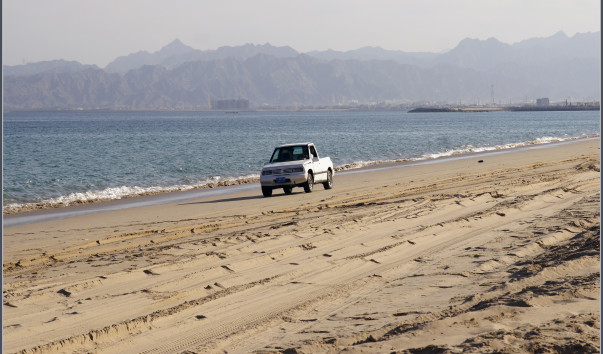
[490,84,494,105]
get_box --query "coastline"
[3,135,599,219]
[3,136,599,353]
[4,102,600,114]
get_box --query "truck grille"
[262,167,303,176]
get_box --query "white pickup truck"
[260,143,334,197]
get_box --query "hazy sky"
[3,0,600,67]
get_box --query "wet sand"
[3,139,600,353]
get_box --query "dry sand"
[3,139,600,353]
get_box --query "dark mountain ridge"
[3,31,600,110]
[3,59,100,77]
[104,40,299,74]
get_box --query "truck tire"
[323,169,333,189]
[262,186,273,197]
[283,186,293,194]
[303,172,314,193]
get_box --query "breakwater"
[409,104,600,113]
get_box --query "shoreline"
[3,136,599,353]
[4,102,600,114]
[3,136,600,225]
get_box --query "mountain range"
[3,31,600,110]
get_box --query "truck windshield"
[270,146,309,162]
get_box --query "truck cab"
[260,143,334,197]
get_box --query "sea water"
[3,110,600,212]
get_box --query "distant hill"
[104,40,299,74]
[308,31,601,71]
[3,31,600,110]
[435,31,601,70]
[307,46,437,67]
[3,59,99,76]
[103,39,198,74]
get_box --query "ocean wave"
[4,135,598,214]
[334,135,599,172]
[3,175,260,214]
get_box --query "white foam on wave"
[334,135,598,172]
[4,174,260,214]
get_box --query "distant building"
[210,98,249,110]
[536,98,550,106]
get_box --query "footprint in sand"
[57,289,72,297]
[300,243,316,250]
[221,265,234,272]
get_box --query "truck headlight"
[262,170,272,176]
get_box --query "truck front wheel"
[303,172,314,193]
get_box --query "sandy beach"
[3,139,600,353]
